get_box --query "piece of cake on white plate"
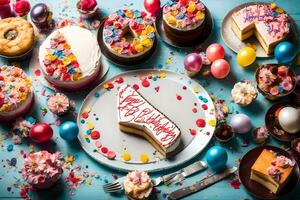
[117,84,181,158]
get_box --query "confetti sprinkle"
[196,118,206,128]
[122,153,131,161]
[189,129,197,136]
[140,154,149,163]
[91,131,100,140]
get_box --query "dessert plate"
[265,102,300,142]
[29,43,110,91]
[77,69,216,172]
[155,7,213,48]
[221,2,298,58]
[97,19,157,66]
[239,146,300,199]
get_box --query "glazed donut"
[103,9,156,57]
[0,17,34,57]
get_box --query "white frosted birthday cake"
[39,26,101,90]
[117,84,181,158]
[231,3,290,54]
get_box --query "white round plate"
[29,41,110,91]
[221,2,298,58]
[77,69,216,172]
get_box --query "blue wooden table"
[0,0,299,199]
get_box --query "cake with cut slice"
[117,84,181,158]
[231,3,290,54]
[250,149,294,194]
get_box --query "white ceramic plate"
[77,69,216,172]
[221,2,298,58]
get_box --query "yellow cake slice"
[250,149,294,194]
[231,3,290,54]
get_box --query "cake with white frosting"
[117,84,181,158]
[39,26,101,91]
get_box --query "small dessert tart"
[214,124,234,143]
[256,64,296,100]
[0,17,34,57]
[124,170,153,200]
[231,81,257,106]
[39,26,101,91]
[21,151,64,189]
[102,9,156,63]
[0,65,34,121]
[162,0,206,42]
[231,3,290,54]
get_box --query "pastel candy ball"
[206,43,225,62]
[230,114,252,134]
[59,121,79,141]
[278,107,300,134]
[274,41,297,64]
[206,146,228,172]
[29,122,53,143]
[184,53,203,72]
[210,59,231,79]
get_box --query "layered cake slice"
[117,85,181,158]
[250,149,294,194]
[231,3,290,54]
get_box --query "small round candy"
[230,114,252,134]
[237,47,256,67]
[184,53,203,73]
[206,43,225,62]
[144,0,161,16]
[29,122,53,143]
[210,59,231,79]
[59,121,79,141]
[206,146,228,172]
[274,41,297,64]
[278,107,300,134]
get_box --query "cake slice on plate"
[117,84,181,158]
[250,149,294,194]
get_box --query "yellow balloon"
[237,47,256,67]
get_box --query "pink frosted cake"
[39,26,101,91]
[21,151,64,189]
[231,3,290,54]
[0,65,34,121]
[117,84,181,158]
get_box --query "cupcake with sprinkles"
[102,9,156,63]
[39,26,101,91]
[0,65,34,122]
[162,0,207,42]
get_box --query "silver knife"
[168,166,237,200]
[159,161,207,186]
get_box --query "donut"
[102,9,156,58]
[0,65,34,121]
[0,17,34,57]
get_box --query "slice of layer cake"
[117,84,181,158]
[231,3,290,54]
[250,149,294,194]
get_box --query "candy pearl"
[29,122,53,143]
[184,53,203,72]
[210,59,231,79]
[206,146,228,172]
[230,114,252,134]
[278,107,300,134]
[59,121,79,141]
[206,43,225,62]
[30,3,48,23]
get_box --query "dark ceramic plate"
[155,7,213,48]
[97,18,157,66]
[265,102,300,142]
[239,145,300,200]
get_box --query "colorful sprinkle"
[133,84,139,90]
[86,121,95,130]
[196,118,206,128]
[208,119,216,127]
[115,77,124,84]
[141,79,150,87]
[189,129,197,136]
[202,104,208,110]
[107,151,116,160]
[122,153,131,161]
[140,154,149,163]
[176,95,182,101]
[91,131,100,140]
[192,108,197,113]
[95,141,102,148]
[101,147,108,154]
[81,112,89,119]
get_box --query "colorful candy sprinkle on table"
[140,154,149,163]
[196,118,206,128]
[122,153,131,161]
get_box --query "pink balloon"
[184,53,203,72]
[211,59,231,79]
[206,43,225,62]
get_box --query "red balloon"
[210,59,231,79]
[206,43,225,62]
[29,122,53,143]
[144,0,161,16]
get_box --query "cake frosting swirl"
[231,81,257,106]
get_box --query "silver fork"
[102,177,125,193]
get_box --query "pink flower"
[13,0,30,17]
[79,0,97,11]
[0,0,10,5]
[280,80,293,91]
[270,86,279,95]
[277,65,288,77]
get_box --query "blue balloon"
[59,121,79,141]
[206,146,228,172]
[274,41,296,64]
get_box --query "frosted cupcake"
[21,151,64,189]
[47,93,75,115]
[0,65,34,121]
[231,81,257,106]
[123,170,153,200]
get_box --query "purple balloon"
[230,114,252,134]
[184,53,203,72]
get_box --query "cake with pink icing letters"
[117,84,181,158]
